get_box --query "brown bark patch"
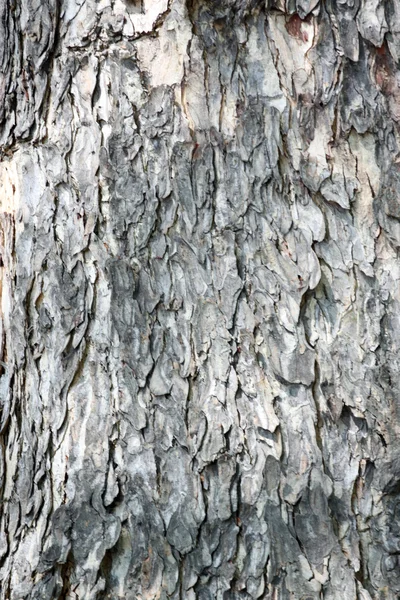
[285,14,310,43]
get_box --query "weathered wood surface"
[1,0,400,598]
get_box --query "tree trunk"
[1,0,400,598]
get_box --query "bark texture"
[1,0,400,598]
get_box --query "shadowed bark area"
[1,0,400,598]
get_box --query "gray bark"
[0,0,400,598]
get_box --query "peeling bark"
[1,0,400,598]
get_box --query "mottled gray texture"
[1,0,400,598]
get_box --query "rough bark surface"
[1,0,400,598]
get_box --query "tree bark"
[1,0,400,598]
